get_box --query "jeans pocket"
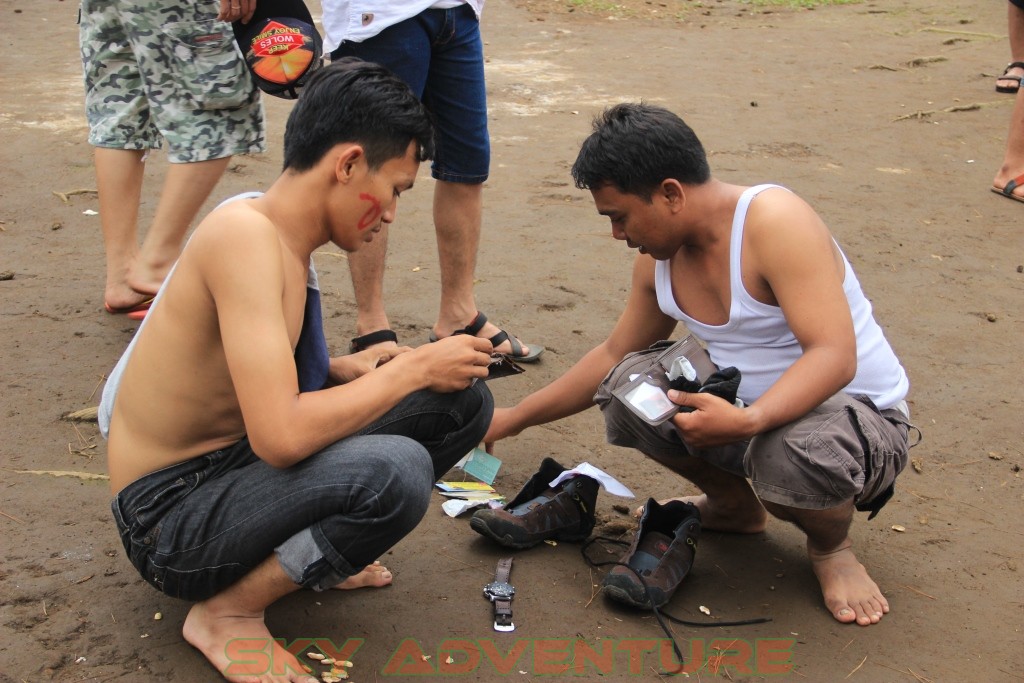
[130,474,199,527]
[160,20,251,110]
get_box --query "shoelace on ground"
[581,535,772,674]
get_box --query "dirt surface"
[1,0,1022,681]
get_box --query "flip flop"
[104,297,154,321]
[428,311,544,362]
[991,172,1024,204]
[995,61,1024,94]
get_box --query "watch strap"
[492,556,514,631]
[495,556,513,584]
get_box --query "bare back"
[106,199,309,493]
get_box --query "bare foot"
[332,561,393,590]
[808,540,888,626]
[183,602,316,682]
[996,63,1024,93]
[634,494,768,534]
[103,281,156,313]
[992,169,1024,200]
[127,259,174,298]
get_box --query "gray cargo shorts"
[595,342,913,514]
[79,0,265,162]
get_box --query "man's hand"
[412,335,492,393]
[329,346,412,385]
[218,0,256,24]
[668,390,760,449]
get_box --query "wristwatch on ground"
[483,556,515,632]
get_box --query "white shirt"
[321,0,485,53]
[654,184,910,410]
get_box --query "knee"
[455,380,494,431]
[469,380,494,431]
[434,380,494,445]
[368,437,434,514]
[315,436,434,521]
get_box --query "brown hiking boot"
[602,498,700,608]
[470,457,599,549]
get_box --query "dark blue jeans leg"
[112,384,492,601]
[356,382,494,481]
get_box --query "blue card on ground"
[459,447,501,485]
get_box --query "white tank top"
[654,184,909,409]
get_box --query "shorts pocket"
[846,398,910,506]
[778,409,864,504]
[161,20,252,110]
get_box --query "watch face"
[484,581,515,599]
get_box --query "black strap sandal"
[349,329,398,353]
[996,61,1024,94]
[430,311,545,362]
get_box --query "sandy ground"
[1,0,1022,681]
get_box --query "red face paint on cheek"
[357,193,383,230]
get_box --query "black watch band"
[483,556,515,632]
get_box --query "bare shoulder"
[186,199,290,281]
[631,251,658,287]
[189,198,279,255]
[745,187,835,258]
[743,186,845,298]
[747,187,828,235]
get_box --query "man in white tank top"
[485,103,915,628]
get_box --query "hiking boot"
[470,457,599,549]
[602,498,700,608]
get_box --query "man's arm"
[328,346,412,385]
[199,215,490,468]
[487,255,678,443]
[670,189,857,447]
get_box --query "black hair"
[571,102,710,200]
[282,57,435,172]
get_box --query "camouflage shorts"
[79,0,266,163]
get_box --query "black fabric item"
[668,366,741,406]
[294,282,329,392]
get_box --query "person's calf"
[639,450,768,532]
[634,493,767,534]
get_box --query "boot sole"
[602,584,654,609]
[469,516,592,549]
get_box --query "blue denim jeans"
[331,5,489,183]
[111,384,492,601]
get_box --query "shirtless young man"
[99,59,494,682]
[484,103,913,627]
